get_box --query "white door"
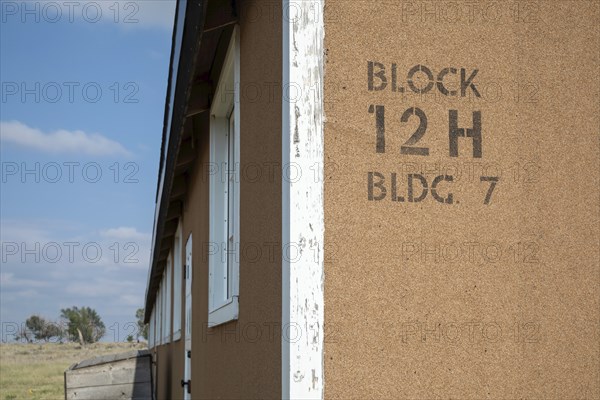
[183,234,192,399]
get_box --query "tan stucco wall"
[323,1,599,398]
[154,0,283,398]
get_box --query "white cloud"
[100,227,150,241]
[21,0,176,31]
[119,294,143,307]
[15,289,40,298]
[0,220,151,332]
[1,221,150,272]
[124,0,176,31]
[0,121,131,157]
[65,278,139,298]
[0,221,51,243]
[0,272,52,288]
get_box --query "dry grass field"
[0,342,147,400]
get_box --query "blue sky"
[0,0,176,342]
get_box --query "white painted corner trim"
[282,1,325,399]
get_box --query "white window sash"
[149,308,155,348]
[165,254,172,343]
[208,25,240,328]
[173,222,183,341]
[157,285,162,345]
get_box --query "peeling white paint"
[282,0,325,399]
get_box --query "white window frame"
[157,284,163,345]
[208,26,240,327]
[173,221,183,341]
[163,255,172,343]
[149,307,155,348]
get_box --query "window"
[162,254,172,343]
[209,26,240,327]
[156,285,163,345]
[173,222,183,341]
[148,308,155,348]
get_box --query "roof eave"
[144,0,208,323]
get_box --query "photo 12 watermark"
[1,241,140,264]
[1,81,140,104]
[1,1,140,24]
[1,162,140,184]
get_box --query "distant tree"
[45,322,64,341]
[25,316,44,341]
[126,334,134,343]
[135,308,148,340]
[25,315,63,342]
[60,307,105,344]
[15,325,33,343]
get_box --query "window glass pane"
[173,233,182,338]
[157,286,162,345]
[208,27,239,326]
[165,258,172,342]
[227,109,235,298]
